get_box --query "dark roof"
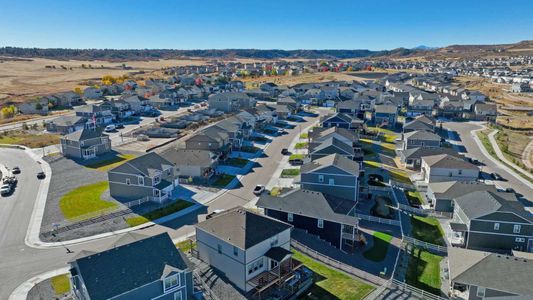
[109,152,173,177]
[62,127,106,141]
[257,189,358,226]
[428,181,497,199]
[454,191,531,221]
[49,115,86,127]
[309,136,355,156]
[309,126,359,142]
[423,154,478,170]
[449,248,533,297]
[264,247,292,262]
[301,153,360,176]
[374,104,398,114]
[403,130,441,141]
[400,147,460,160]
[73,233,191,300]
[195,207,292,249]
[403,119,434,132]
[160,149,216,168]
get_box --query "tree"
[74,87,82,95]
[35,103,43,110]
[1,105,16,119]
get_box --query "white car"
[253,185,265,195]
[104,124,116,132]
[0,184,12,196]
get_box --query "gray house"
[399,147,461,170]
[403,115,436,133]
[426,181,498,212]
[60,128,111,160]
[308,136,356,161]
[308,127,362,161]
[373,104,398,128]
[207,92,256,113]
[185,126,231,156]
[448,247,533,299]
[108,152,176,203]
[46,115,87,134]
[70,233,197,300]
[160,149,218,182]
[402,130,441,150]
[421,154,479,184]
[195,207,301,295]
[450,190,533,252]
[300,154,360,202]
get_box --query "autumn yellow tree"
[1,105,16,119]
[74,87,82,95]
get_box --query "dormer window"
[163,274,180,292]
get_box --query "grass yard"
[269,186,281,196]
[223,157,249,168]
[363,232,393,262]
[176,240,196,253]
[410,215,445,246]
[84,154,137,171]
[125,200,193,227]
[295,142,308,149]
[300,132,309,139]
[50,274,71,295]
[389,168,411,184]
[0,131,60,148]
[240,145,260,153]
[59,181,117,221]
[293,250,375,300]
[289,153,304,160]
[405,190,424,206]
[406,247,443,295]
[212,174,236,188]
[281,168,300,177]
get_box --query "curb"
[8,267,70,300]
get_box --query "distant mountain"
[412,45,437,50]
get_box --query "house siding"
[300,166,358,201]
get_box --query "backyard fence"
[291,239,387,286]
[354,213,401,227]
[403,236,448,255]
[388,279,449,300]
[193,271,220,300]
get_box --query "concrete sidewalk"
[487,129,533,182]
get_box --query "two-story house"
[46,115,88,134]
[60,128,111,160]
[421,154,479,184]
[300,153,360,202]
[185,126,231,156]
[450,190,533,252]
[70,233,197,300]
[161,149,218,182]
[426,181,498,212]
[402,115,436,133]
[308,127,362,161]
[321,113,364,130]
[195,207,301,294]
[308,136,356,161]
[402,130,442,150]
[373,104,398,128]
[75,104,114,126]
[207,92,256,113]
[108,152,176,203]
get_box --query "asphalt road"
[0,109,328,299]
[442,121,532,201]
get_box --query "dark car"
[37,171,46,179]
[280,130,288,135]
[115,123,125,129]
[289,158,304,166]
[491,173,503,180]
[281,148,290,155]
[11,166,21,174]
[505,187,515,193]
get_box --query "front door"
[270,259,278,270]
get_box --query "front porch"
[447,222,467,247]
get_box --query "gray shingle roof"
[109,152,173,177]
[403,130,441,141]
[454,190,531,221]
[257,189,358,226]
[309,126,359,142]
[428,181,497,199]
[374,104,398,114]
[49,115,86,127]
[73,233,191,300]
[309,136,355,156]
[449,247,533,297]
[401,147,460,160]
[422,154,478,170]
[63,127,107,141]
[195,207,292,249]
[160,149,216,168]
[264,247,292,262]
[301,153,360,176]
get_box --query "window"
[233,246,238,256]
[318,175,324,183]
[516,237,525,243]
[163,274,179,291]
[138,176,144,185]
[153,175,161,185]
[126,178,131,185]
[513,225,521,233]
[493,223,500,231]
[458,169,462,175]
[270,235,278,246]
[248,259,263,274]
[287,213,293,222]
[217,244,222,254]
[174,291,183,300]
[476,287,485,298]
[318,219,324,228]
[328,178,335,185]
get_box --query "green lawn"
[300,132,309,139]
[281,168,300,177]
[363,232,393,262]
[176,240,196,253]
[293,250,375,300]
[405,190,424,205]
[50,274,71,295]
[59,181,117,221]
[295,142,308,149]
[240,145,260,153]
[212,174,236,188]
[410,216,445,246]
[289,153,304,160]
[406,247,443,295]
[125,200,193,227]
[84,154,137,171]
[223,157,249,168]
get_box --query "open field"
[0,131,60,148]
[242,71,381,89]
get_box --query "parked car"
[491,173,503,180]
[206,209,225,220]
[505,187,515,193]
[253,185,265,195]
[200,102,208,107]
[115,123,125,129]
[0,183,12,196]
[11,166,20,174]
[37,171,46,179]
[289,158,304,166]
[281,148,290,155]
[104,124,116,132]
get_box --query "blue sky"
[0,0,532,50]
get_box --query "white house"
[421,154,479,184]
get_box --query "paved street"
[0,109,328,299]
[442,121,532,200]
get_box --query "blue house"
[69,233,198,300]
[321,113,363,130]
[373,104,398,128]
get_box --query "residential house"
[450,190,533,252]
[373,104,398,128]
[258,189,361,250]
[399,147,461,170]
[70,233,196,300]
[208,92,256,113]
[160,149,218,182]
[108,152,176,203]
[308,136,356,161]
[195,207,301,294]
[403,115,436,133]
[321,113,363,130]
[212,116,252,149]
[336,99,362,118]
[149,94,178,109]
[402,130,442,150]
[308,127,362,161]
[185,126,231,156]
[448,247,533,299]
[122,95,151,114]
[60,128,111,160]
[83,87,103,100]
[421,154,479,184]
[277,96,300,112]
[16,98,49,115]
[407,99,435,117]
[426,181,498,212]
[473,103,497,121]
[46,115,87,134]
[511,82,531,93]
[75,104,114,126]
[300,154,360,202]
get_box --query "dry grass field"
[242,71,385,88]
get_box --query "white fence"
[354,213,401,226]
[388,279,448,300]
[403,236,448,255]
